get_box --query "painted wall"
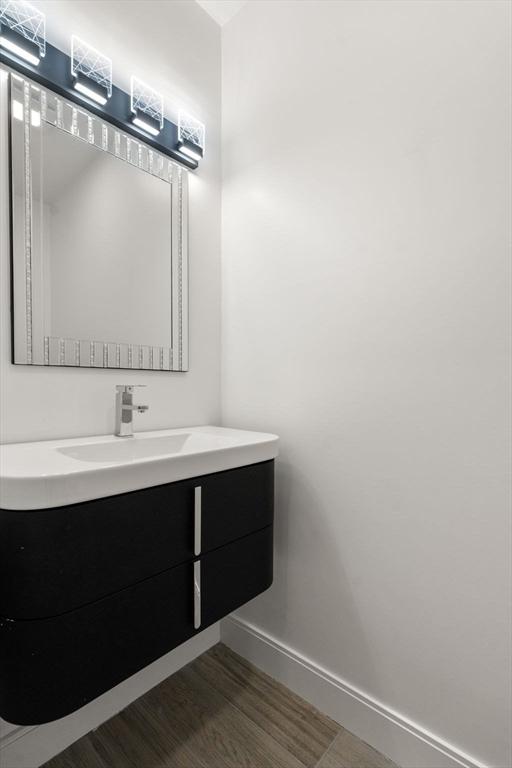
[0,0,221,443]
[221,2,511,767]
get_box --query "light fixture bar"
[2,38,201,170]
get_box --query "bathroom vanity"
[0,68,279,727]
[0,427,278,725]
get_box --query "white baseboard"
[0,624,220,768]
[221,616,488,768]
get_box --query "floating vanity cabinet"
[0,460,274,725]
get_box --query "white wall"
[0,0,221,443]
[221,2,511,767]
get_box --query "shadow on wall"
[248,457,382,696]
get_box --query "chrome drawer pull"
[194,486,202,556]
[193,560,201,629]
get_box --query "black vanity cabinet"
[0,460,274,725]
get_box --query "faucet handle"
[115,384,147,392]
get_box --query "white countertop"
[0,426,279,510]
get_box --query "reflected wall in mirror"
[8,72,188,371]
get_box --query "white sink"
[0,426,279,510]
[59,433,194,463]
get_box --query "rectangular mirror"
[8,72,188,371]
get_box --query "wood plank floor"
[44,643,398,768]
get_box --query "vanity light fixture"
[130,76,163,137]
[177,111,205,161]
[71,35,112,106]
[0,0,45,67]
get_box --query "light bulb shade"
[178,111,205,157]
[0,1,45,61]
[0,0,46,58]
[71,35,112,102]
[130,76,163,134]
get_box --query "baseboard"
[221,616,488,768]
[0,624,220,768]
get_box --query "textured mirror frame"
[6,70,189,372]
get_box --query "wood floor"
[44,643,398,768]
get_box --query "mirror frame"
[7,70,189,372]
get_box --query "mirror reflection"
[40,125,173,348]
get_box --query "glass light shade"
[71,35,112,101]
[0,0,45,59]
[178,111,205,153]
[130,76,164,132]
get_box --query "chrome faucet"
[115,385,149,437]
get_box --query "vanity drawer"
[199,461,274,553]
[200,524,273,627]
[0,481,195,619]
[0,460,274,619]
[0,525,273,726]
[0,560,194,725]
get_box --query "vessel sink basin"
[0,426,279,510]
